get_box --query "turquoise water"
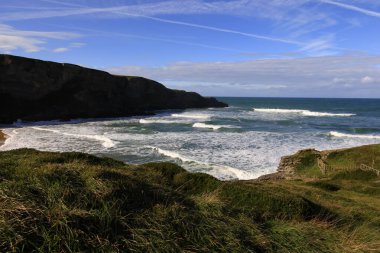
[2,97,380,180]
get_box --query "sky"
[1,0,380,98]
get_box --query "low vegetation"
[0,147,379,252]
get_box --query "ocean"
[1,97,380,180]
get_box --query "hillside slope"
[0,55,226,123]
[0,147,379,252]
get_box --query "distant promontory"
[0,54,227,123]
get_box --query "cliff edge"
[0,148,379,252]
[259,144,380,180]
[0,54,227,123]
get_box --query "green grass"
[0,148,379,252]
[292,150,323,177]
[326,144,380,170]
[292,144,380,179]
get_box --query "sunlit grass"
[0,148,379,252]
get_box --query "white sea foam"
[139,119,184,124]
[148,146,257,180]
[31,127,115,148]
[212,164,260,180]
[3,123,379,180]
[329,131,380,139]
[253,108,355,117]
[171,113,211,120]
[2,101,378,181]
[192,123,238,130]
[0,129,18,148]
[148,146,193,162]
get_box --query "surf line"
[147,146,257,180]
[253,108,355,117]
[31,127,116,148]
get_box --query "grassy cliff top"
[0,147,379,252]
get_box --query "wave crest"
[192,123,239,130]
[148,146,257,180]
[171,113,211,120]
[253,108,355,117]
[139,119,183,124]
[329,131,380,139]
[31,127,115,148]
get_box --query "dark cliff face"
[0,54,227,123]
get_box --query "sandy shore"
[0,130,7,147]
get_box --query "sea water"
[2,97,380,180]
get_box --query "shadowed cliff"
[0,54,227,123]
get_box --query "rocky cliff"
[0,54,227,123]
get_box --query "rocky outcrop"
[0,54,227,123]
[277,149,321,177]
[257,149,321,180]
[0,130,6,146]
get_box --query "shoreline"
[1,124,379,181]
[0,125,284,180]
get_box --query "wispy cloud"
[53,47,68,53]
[0,23,79,53]
[128,15,304,46]
[0,1,374,55]
[50,25,255,54]
[320,0,380,18]
[361,75,378,84]
[52,42,85,53]
[299,34,338,56]
[0,0,326,47]
[0,23,78,39]
[1,0,295,20]
[107,54,380,97]
[0,35,43,53]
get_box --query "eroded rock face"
[0,54,227,123]
[258,149,322,180]
[277,149,321,178]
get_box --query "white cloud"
[107,54,380,97]
[135,15,303,46]
[0,35,43,52]
[53,47,69,53]
[1,0,376,55]
[1,1,303,20]
[52,42,85,53]
[361,76,376,84]
[299,35,337,56]
[0,23,80,53]
[0,1,307,47]
[0,0,345,54]
[70,42,86,48]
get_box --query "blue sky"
[1,0,380,97]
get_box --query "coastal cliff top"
[0,145,379,252]
[0,54,227,124]
[273,144,380,179]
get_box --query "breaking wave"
[253,108,355,117]
[329,131,380,139]
[171,113,211,120]
[148,146,257,180]
[192,123,238,130]
[139,119,184,124]
[31,127,115,148]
